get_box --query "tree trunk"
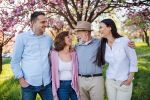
[146,36,149,46]
[0,46,2,74]
[143,29,149,46]
[141,34,144,42]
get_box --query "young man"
[75,21,135,100]
[11,11,53,100]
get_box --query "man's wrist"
[19,77,24,81]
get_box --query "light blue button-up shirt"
[105,37,138,81]
[75,38,102,75]
[11,30,53,86]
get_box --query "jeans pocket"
[21,84,31,89]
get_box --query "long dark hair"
[54,31,69,51]
[95,19,122,66]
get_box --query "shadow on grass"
[136,45,150,55]
[0,77,42,100]
[132,56,150,100]
[0,77,21,100]
[2,58,11,65]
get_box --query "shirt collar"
[106,37,123,47]
[114,37,123,43]
[84,39,93,45]
[78,38,94,46]
[29,29,46,36]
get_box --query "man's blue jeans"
[21,83,53,100]
[57,80,78,100]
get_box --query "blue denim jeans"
[57,80,78,100]
[21,83,53,100]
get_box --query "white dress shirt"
[105,37,138,81]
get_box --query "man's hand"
[19,77,30,88]
[128,41,135,48]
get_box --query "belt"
[78,73,102,77]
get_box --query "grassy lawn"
[135,42,150,55]
[0,42,150,100]
[133,56,150,100]
[0,60,42,100]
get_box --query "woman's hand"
[120,79,132,86]
[120,72,135,86]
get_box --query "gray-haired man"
[75,21,105,100]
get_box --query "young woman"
[95,19,138,100]
[50,31,80,100]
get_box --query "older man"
[75,21,105,100]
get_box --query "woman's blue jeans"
[57,80,78,100]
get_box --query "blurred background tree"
[125,8,150,46]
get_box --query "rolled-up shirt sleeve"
[11,34,24,79]
[125,39,138,72]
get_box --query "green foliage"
[125,16,146,29]
[0,77,21,100]
[132,56,150,100]
[2,58,11,65]
[0,64,42,100]
[0,64,13,84]
[125,19,133,26]
[135,42,150,55]
[139,23,146,29]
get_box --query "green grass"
[2,58,11,65]
[132,56,150,100]
[0,77,21,100]
[0,60,41,100]
[134,42,150,100]
[0,42,150,100]
[135,42,150,55]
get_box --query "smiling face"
[31,15,47,35]
[64,34,72,47]
[76,30,89,43]
[54,31,73,51]
[99,22,111,38]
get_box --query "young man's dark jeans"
[21,83,53,100]
[57,80,78,100]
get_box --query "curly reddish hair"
[54,31,70,51]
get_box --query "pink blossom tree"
[40,0,150,28]
[0,0,65,73]
[0,0,149,73]
[0,1,30,73]
[125,8,150,46]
